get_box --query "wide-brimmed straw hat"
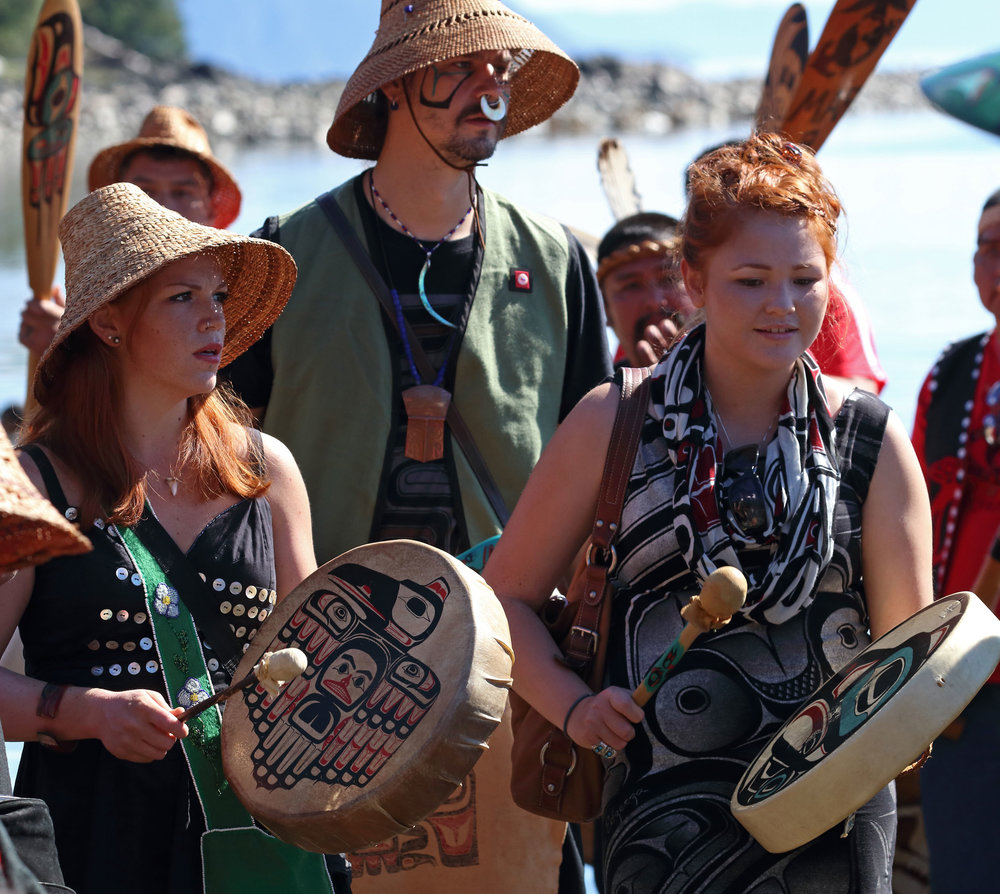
[328,0,579,159]
[88,106,242,229]
[35,183,296,399]
[0,430,91,572]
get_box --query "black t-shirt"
[224,174,611,551]
[225,174,609,420]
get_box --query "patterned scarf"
[650,324,840,624]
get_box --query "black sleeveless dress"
[601,390,896,893]
[14,447,277,894]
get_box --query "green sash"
[118,521,335,894]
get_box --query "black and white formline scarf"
[650,324,841,624]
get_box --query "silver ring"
[593,741,616,758]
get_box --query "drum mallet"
[178,647,308,722]
[632,566,748,707]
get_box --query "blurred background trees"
[0,0,186,63]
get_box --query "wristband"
[36,683,77,752]
[562,692,594,737]
[36,682,68,719]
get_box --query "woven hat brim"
[0,433,91,572]
[328,5,579,159]
[35,184,296,398]
[87,138,242,229]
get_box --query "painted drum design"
[731,592,1000,853]
[221,539,513,854]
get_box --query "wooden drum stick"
[632,566,748,707]
[178,647,307,722]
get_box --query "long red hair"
[24,318,268,530]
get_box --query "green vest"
[263,180,571,564]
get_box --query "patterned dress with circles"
[601,390,896,894]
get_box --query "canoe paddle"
[756,3,810,133]
[21,0,83,411]
[632,566,748,707]
[779,0,919,152]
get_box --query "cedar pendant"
[402,384,451,463]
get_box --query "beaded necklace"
[928,331,990,593]
[366,171,476,463]
[370,172,473,329]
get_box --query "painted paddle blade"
[921,50,1000,137]
[780,0,919,152]
[756,3,810,132]
[22,0,83,398]
[597,137,642,221]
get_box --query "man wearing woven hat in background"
[224,1,609,892]
[596,211,696,367]
[17,105,242,358]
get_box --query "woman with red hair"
[0,184,349,893]
[486,133,931,892]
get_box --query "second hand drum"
[220,539,513,854]
[731,591,1000,853]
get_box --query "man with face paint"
[596,212,695,366]
[224,3,608,893]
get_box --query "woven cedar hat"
[328,0,579,159]
[87,106,242,229]
[35,183,296,400]
[0,429,90,572]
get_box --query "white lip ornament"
[480,94,507,121]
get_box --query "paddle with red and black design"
[22,0,83,407]
[756,3,810,133]
[779,0,919,152]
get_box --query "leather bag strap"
[563,366,651,667]
[315,189,511,527]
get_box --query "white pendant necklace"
[148,468,182,497]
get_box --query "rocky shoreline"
[0,24,931,158]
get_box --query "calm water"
[3,109,1000,861]
[1,108,999,425]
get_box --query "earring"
[109,335,121,345]
[389,99,399,112]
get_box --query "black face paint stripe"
[418,63,472,110]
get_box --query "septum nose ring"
[480,93,507,121]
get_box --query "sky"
[178,0,1000,84]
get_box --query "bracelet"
[36,683,77,752]
[562,693,594,737]
[36,682,68,719]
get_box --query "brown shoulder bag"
[509,366,651,823]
